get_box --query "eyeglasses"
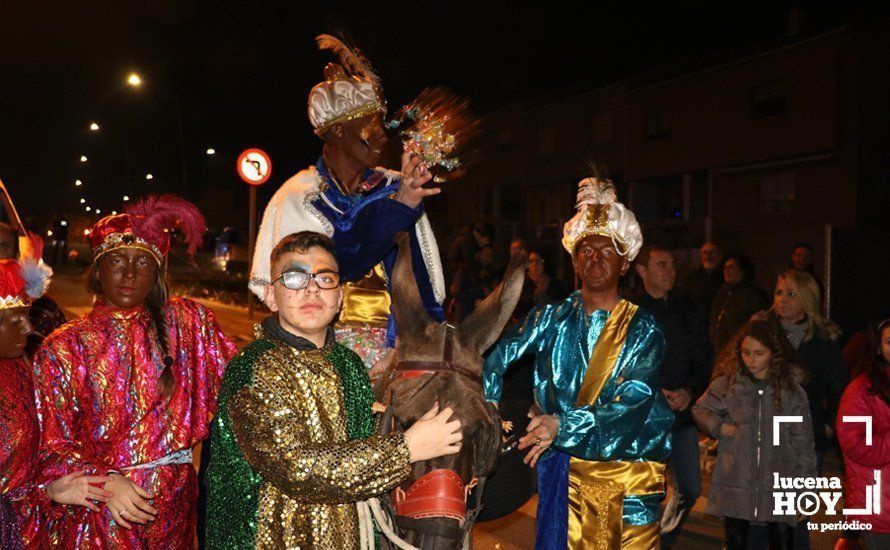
[272,269,340,290]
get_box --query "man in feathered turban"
[483,177,673,549]
[250,35,445,374]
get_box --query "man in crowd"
[484,177,672,548]
[632,244,713,549]
[681,240,724,319]
[790,241,824,299]
[250,35,445,374]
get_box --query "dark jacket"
[681,267,723,320]
[762,312,849,453]
[693,372,817,525]
[632,291,713,428]
[798,335,848,452]
[710,281,769,354]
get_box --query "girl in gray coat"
[694,320,817,550]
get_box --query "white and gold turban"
[308,34,386,136]
[562,177,643,260]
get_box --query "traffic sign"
[236,148,272,186]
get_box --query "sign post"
[236,148,272,320]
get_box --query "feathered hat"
[308,34,386,136]
[562,177,643,260]
[88,195,207,264]
[0,233,52,310]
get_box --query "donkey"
[376,232,527,549]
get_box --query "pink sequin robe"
[0,356,48,548]
[32,298,236,548]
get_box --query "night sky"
[0,1,870,229]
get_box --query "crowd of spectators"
[455,224,887,549]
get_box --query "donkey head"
[382,232,527,548]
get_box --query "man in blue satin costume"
[484,177,673,549]
[249,35,446,372]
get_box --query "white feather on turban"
[308,35,386,135]
[561,177,643,260]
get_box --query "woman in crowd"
[761,270,847,473]
[694,320,816,550]
[836,319,890,550]
[32,196,237,547]
[710,253,769,354]
[514,249,567,320]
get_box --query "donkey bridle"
[390,323,481,383]
[384,323,485,541]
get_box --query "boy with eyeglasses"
[205,231,462,549]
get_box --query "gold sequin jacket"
[206,323,411,549]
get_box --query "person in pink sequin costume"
[31,195,236,548]
[1,236,113,549]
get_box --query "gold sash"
[337,263,391,327]
[567,300,665,550]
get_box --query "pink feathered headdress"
[88,195,207,264]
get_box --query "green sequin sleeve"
[205,339,277,550]
[228,351,411,505]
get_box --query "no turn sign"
[237,148,272,186]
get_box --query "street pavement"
[47,271,850,550]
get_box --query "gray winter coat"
[693,373,817,525]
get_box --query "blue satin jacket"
[312,158,444,345]
[484,292,672,462]
[484,293,673,546]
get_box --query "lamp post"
[126,72,189,196]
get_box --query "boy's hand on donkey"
[405,403,463,463]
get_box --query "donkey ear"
[391,231,433,334]
[459,251,528,353]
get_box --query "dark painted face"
[331,113,388,167]
[572,234,629,293]
[0,306,32,358]
[0,226,17,260]
[97,248,158,309]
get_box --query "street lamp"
[122,195,130,201]
[75,179,82,186]
[145,173,153,180]
[85,206,91,212]
[206,148,216,155]
[90,122,100,131]
[80,155,88,162]
[123,72,188,194]
[111,211,117,215]
[95,209,101,214]
[79,198,86,204]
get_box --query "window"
[751,80,787,118]
[592,113,613,143]
[537,128,554,156]
[644,109,670,140]
[496,129,514,154]
[759,173,796,214]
